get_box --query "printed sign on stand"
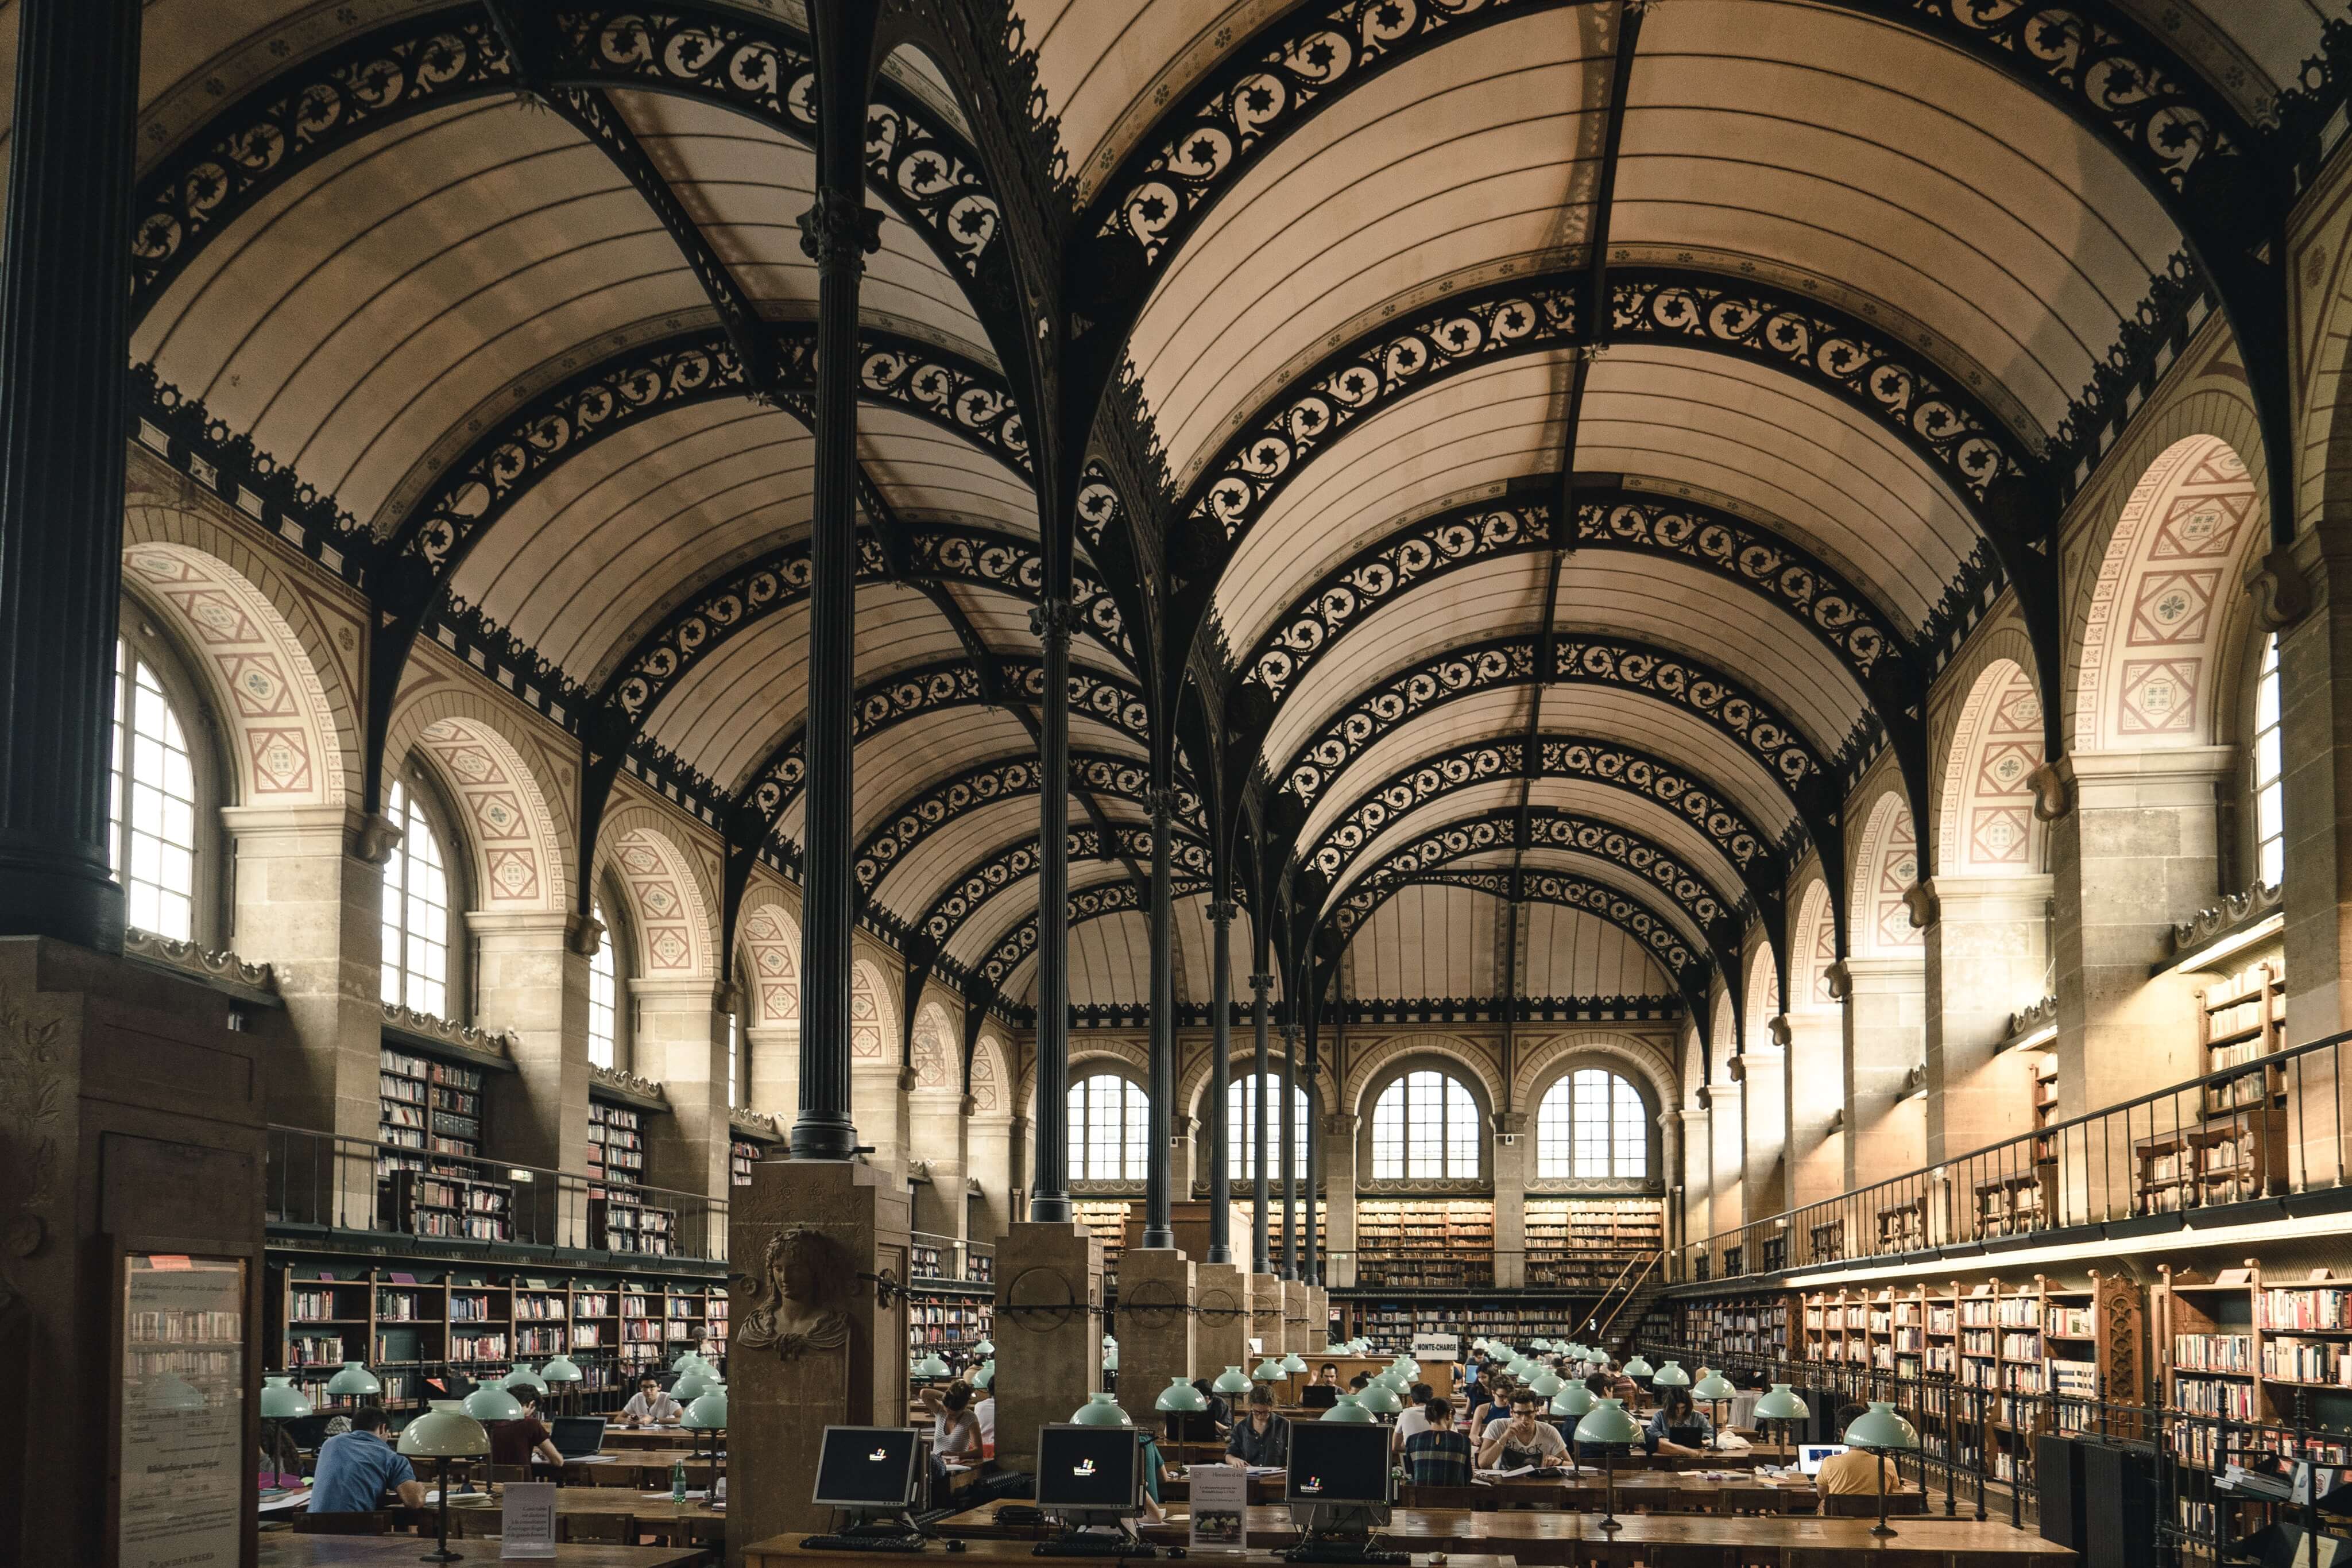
[500,1482,558,1559]
[1189,1463,1250,1551]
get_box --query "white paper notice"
[1189,1465,1249,1552]
[117,1254,246,1568]
[501,1482,559,1558]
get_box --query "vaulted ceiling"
[106,0,2343,1019]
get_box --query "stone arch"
[596,817,717,981]
[1340,1032,1503,1120]
[1512,1029,1678,1120]
[1175,1047,1339,1134]
[1678,1022,1707,1109]
[1848,792,1922,958]
[395,713,570,914]
[1709,981,1738,1079]
[1743,942,1780,1056]
[1789,877,1838,1012]
[2071,433,2264,753]
[740,900,800,1026]
[912,1001,958,1097]
[850,957,897,1064]
[1936,644,2048,876]
[121,539,349,810]
[970,1026,1013,1120]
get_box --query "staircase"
[1589,1256,1670,1363]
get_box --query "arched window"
[588,902,619,1068]
[728,1008,742,1108]
[1370,1069,1480,1180]
[2254,633,2283,887]
[1228,1073,1310,1179]
[1068,1072,1148,1181]
[1537,1069,1649,1179]
[382,776,454,1019]
[109,634,201,939]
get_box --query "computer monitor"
[1035,1423,1145,1523]
[1285,1419,1392,1542]
[1798,1443,1847,1476]
[550,1416,606,1459]
[813,1426,923,1512]
[1299,1386,1339,1410]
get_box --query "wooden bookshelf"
[383,1167,513,1244]
[2134,959,2289,1217]
[1073,1198,1132,1285]
[907,1292,994,1365]
[587,1098,647,1190]
[730,1139,760,1187]
[1524,1196,1664,1287]
[588,1192,675,1257]
[1353,1198,1495,1288]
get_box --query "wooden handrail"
[1591,1249,1661,1344]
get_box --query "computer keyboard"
[1281,1547,1407,1565]
[800,1534,931,1552]
[1030,1538,1159,1557]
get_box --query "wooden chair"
[291,1511,394,1535]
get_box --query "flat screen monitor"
[1035,1423,1144,1515]
[549,1416,606,1459]
[813,1426,922,1509]
[1299,1387,1339,1410]
[1286,1420,1391,1507]
[1798,1443,1847,1476]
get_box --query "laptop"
[1797,1443,1847,1476]
[551,1416,608,1460]
[1300,1387,1339,1410]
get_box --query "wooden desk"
[749,1535,1503,1568]
[1158,1470,1285,1503]
[598,1426,699,1449]
[443,1487,728,1545]
[560,1450,722,1488]
[262,1539,702,1567]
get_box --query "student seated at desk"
[1225,1387,1289,1468]
[619,1372,683,1427]
[1643,1389,1714,1458]
[918,1379,984,1460]
[1301,1364,1340,1410]
[1464,1374,1514,1435]
[1477,1391,1569,1472]
[1814,1405,1892,1496]
[1188,1378,1235,1431]
[489,1389,565,1469]
[1393,1383,1435,1445]
[308,1407,427,1513]
[1402,1396,1475,1486]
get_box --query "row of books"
[2174,1333,2255,1372]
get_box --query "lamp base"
[419,1551,464,1564]
[1596,1517,1623,1533]
[1868,1524,1898,1539]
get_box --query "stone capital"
[629,975,730,1008]
[2059,745,2237,810]
[1767,1013,1793,1048]
[1927,873,2053,919]
[1901,881,1938,930]
[1839,953,1927,989]
[466,908,584,942]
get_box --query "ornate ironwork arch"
[973,875,1211,999]
[916,824,1212,959]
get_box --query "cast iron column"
[1281,1023,1299,1279]
[1027,619,1074,1221]
[1304,1009,1321,1286]
[1141,786,1176,1248]
[1206,899,1236,1264]
[0,0,141,951]
[788,0,878,1161]
[1251,969,1272,1273]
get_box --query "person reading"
[1476,1391,1568,1473]
[489,1388,564,1469]
[308,1407,427,1513]
[1643,1388,1714,1457]
[1465,1375,1515,1435]
[1301,1363,1341,1409]
[620,1372,683,1427]
[1224,1386,1289,1468]
[1402,1395,1474,1486]
[1815,1405,1892,1496]
[918,1379,984,1459]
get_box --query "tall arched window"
[382,777,454,1019]
[2254,633,2283,887]
[1537,1069,1648,1179]
[1370,1069,1480,1180]
[109,635,200,939]
[1228,1074,1310,1179]
[588,902,619,1068]
[1068,1072,1148,1181]
[728,1009,742,1108]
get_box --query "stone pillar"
[470,908,593,1175]
[1307,1284,1330,1349]
[1492,1111,1529,1288]
[909,1093,969,1242]
[0,0,141,951]
[747,1022,798,1121]
[1321,1113,1357,1287]
[1707,1081,1744,1242]
[1670,1106,1708,1260]
[1841,956,1926,1191]
[633,977,729,1200]
[1782,1008,1846,1215]
[2051,748,2231,1115]
[852,1058,914,1182]
[1251,1271,1284,1361]
[1282,1277,1310,1357]
[1116,1248,1195,1428]
[2279,533,2352,1039]
[727,1158,910,1550]
[1197,1263,1254,1383]
[1923,874,2051,1162]
[1657,1107,1685,1263]
[992,1220,1104,1470]
[967,1117,1017,1244]
[1738,1044,1787,1222]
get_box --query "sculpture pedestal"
[1115,1247,1194,1427]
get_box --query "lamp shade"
[1530,1338,1552,1353]
[1071,1392,1130,1426]
[1321,1394,1376,1423]
[323,1360,381,1396]
[672,1349,704,1371]
[1692,1371,1738,1401]
[1754,1383,1810,1422]
[1526,1369,1564,1397]
[502,1364,547,1395]
[1355,1381,1402,1415]
[975,1339,995,1356]
[1549,1383,1596,1419]
[1104,1334,1119,1348]
[1213,1364,1254,1395]
[1281,1351,1308,1375]
[913,1353,952,1380]
[1156,1377,1209,1414]
[398,1402,492,1459]
[1252,1356,1285,1383]
[684,1389,729,1430]
[538,1354,582,1385]
[672,1368,715,1403]
[261,1376,314,1420]
[462,1384,525,1422]
[1649,1361,1690,1388]
[1573,1397,1643,1447]
[1843,1401,1920,1451]
[1622,1355,1654,1378]
[1397,1358,1421,1380]
[973,1360,995,1389]
[1102,1345,1119,1372]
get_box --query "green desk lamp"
[912,1352,952,1383]
[1572,1397,1643,1532]
[972,1358,995,1390]
[1690,1369,1736,1450]
[1156,1376,1209,1450]
[1356,1380,1402,1418]
[1321,1393,1375,1423]
[323,1360,382,1401]
[1525,1367,1564,1398]
[399,1401,492,1563]
[1280,1350,1308,1376]
[1071,1392,1130,1426]
[501,1364,547,1397]
[1622,1354,1654,1380]
[1212,1364,1254,1396]
[684,1385,729,1499]
[537,1353,581,1418]
[672,1366,715,1404]
[1843,1400,1920,1537]
[1754,1383,1809,1462]
[1548,1376,1595,1470]
[261,1376,311,1485]
[1649,1360,1690,1389]
[461,1383,525,1423]
[1251,1355,1285,1384]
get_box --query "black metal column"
[1304,1005,1321,1286]
[787,0,878,1162]
[1251,969,1272,1273]
[0,0,141,952]
[1281,1022,1299,1280]
[1027,612,1074,1221]
[1141,787,1177,1248]
[1206,899,1236,1264]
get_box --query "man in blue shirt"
[309,1408,427,1513]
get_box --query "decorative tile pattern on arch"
[615,831,697,973]
[2119,657,2200,735]
[912,1005,955,1093]
[741,904,799,1026]
[418,719,543,904]
[850,963,887,1061]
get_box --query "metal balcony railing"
[1676,1028,2352,1283]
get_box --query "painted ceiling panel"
[1518,903,1676,999]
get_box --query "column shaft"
[1208,900,1235,1263]
[1029,599,1073,1221]
[1142,789,1175,1247]
[1251,972,1271,1274]
[1280,1023,1298,1279]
